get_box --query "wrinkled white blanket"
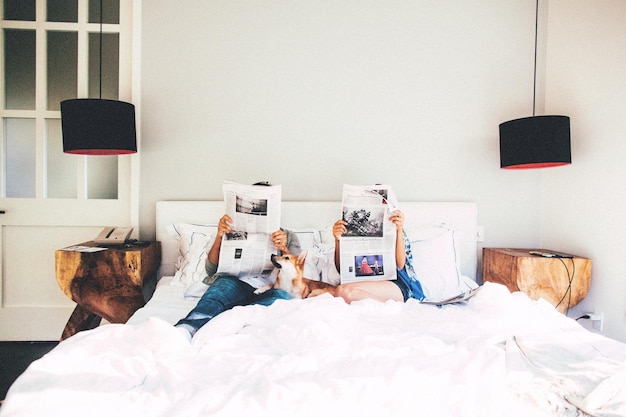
[2,283,626,417]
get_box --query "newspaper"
[420,286,482,307]
[339,184,399,283]
[216,181,281,277]
[61,245,107,252]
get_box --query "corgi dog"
[256,251,336,299]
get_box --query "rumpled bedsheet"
[2,282,625,417]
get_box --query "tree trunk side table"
[482,248,591,313]
[55,241,161,340]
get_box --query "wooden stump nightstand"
[482,248,591,313]
[55,241,161,340]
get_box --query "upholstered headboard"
[155,201,478,281]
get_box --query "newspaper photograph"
[216,181,281,276]
[339,184,399,283]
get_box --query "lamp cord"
[99,0,103,99]
[554,257,575,315]
[532,0,538,117]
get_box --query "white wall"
[137,1,626,341]
[542,0,626,340]
[139,0,542,240]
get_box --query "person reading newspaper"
[175,183,301,337]
[333,209,426,303]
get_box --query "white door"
[0,0,136,340]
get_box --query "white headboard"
[155,201,478,280]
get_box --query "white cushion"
[408,227,473,301]
[167,223,216,288]
[302,243,341,286]
[292,228,322,251]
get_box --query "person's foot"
[175,324,193,341]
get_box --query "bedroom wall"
[541,0,626,341]
[137,1,626,340]
[139,0,541,241]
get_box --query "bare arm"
[207,214,232,266]
[389,210,406,270]
[332,219,347,273]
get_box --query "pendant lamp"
[499,0,570,169]
[60,0,136,155]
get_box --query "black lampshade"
[61,99,137,155]
[499,115,571,169]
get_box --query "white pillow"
[408,227,463,301]
[292,228,322,251]
[302,243,341,286]
[167,223,216,288]
[319,225,336,245]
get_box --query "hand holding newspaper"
[339,184,399,283]
[216,181,281,276]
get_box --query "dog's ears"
[297,250,308,266]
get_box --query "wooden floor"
[0,341,58,404]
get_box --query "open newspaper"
[420,285,481,307]
[339,184,399,283]
[216,181,281,277]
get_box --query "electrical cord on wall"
[554,257,575,315]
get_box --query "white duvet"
[2,282,626,417]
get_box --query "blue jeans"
[175,275,291,335]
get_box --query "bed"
[2,201,626,417]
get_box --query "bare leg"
[335,280,403,303]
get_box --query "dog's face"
[271,253,302,278]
